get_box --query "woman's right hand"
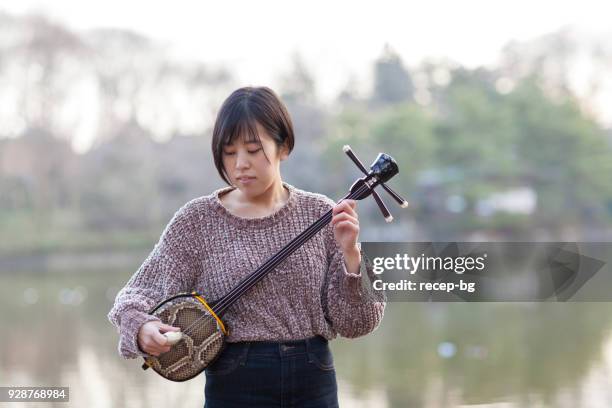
[137,320,180,356]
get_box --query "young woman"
[108,86,386,407]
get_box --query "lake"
[2,267,612,407]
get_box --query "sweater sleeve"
[107,203,201,359]
[322,219,387,339]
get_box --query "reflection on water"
[2,268,612,407]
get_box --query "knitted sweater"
[108,182,386,359]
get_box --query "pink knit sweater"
[108,182,386,359]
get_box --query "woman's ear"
[279,143,290,161]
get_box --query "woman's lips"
[237,176,256,184]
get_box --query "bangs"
[221,109,262,146]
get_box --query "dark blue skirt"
[204,336,339,408]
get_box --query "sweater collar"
[211,182,298,229]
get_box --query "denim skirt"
[203,336,339,408]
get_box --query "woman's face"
[222,123,288,197]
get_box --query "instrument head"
[370,153,399,184]
[348,152,400,200]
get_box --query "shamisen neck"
[211,179,372,317]
[212,205,335,317]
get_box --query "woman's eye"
[223,151,236,156]
[248,148,262,154]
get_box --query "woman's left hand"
[331,200,361,272]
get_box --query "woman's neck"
[245,179,288,207]
[222,179,289,218]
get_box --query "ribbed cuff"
[119,309,160,359]
[336,250,369,303]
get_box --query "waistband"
[225,336,328,356]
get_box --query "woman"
[108,86,386,407]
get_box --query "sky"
[2,0,611,102]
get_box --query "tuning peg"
[373,191,393,222]
[343,145,409,222]
[342,145,392,221]
[343,145,409,208]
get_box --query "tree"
[372,44,414,106]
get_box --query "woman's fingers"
[159,323,180,333]
[144,337,171,356]
[141,340,167,356]
[153,330,169,346]
[332,212,358,226]
[142,321,177,356]
[334,220,360,235]
[332,200,358,219]
[332,200,359,229]
[147,346,171,356]
[332,201,360,246]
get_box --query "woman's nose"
[235,150,250,169]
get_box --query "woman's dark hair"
[212,86,295,185]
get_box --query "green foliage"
[325,69,612,239]
[510,79,612,227]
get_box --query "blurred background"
[1,1,612,407]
